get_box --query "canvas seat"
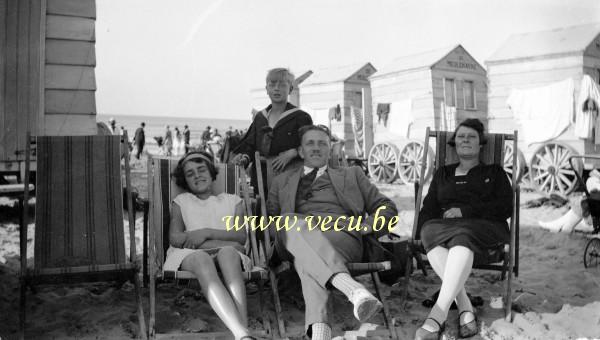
[146,156,271,339]
[404,128,520,321]
[19,133,147,339]
[253,150,401,340]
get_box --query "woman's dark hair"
[448,118,487,147]
[172,151,218,191]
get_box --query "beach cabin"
[249,70,313,112]
[0,0,97,173]
[363,45,487,184]
[370,44,487,140]
[299,62,376,158]
[486,23,600,194]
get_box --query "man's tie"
[299,167,319,200]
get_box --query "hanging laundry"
[350,106,364,158]
[507,78,574,145]
[387,99,414,138]
[575,74,600,139]
[439,101,457,132]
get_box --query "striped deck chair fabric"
[33,136,128,273]
[147,156,269,339]
[21,134,146,339]
[407,127,520,321]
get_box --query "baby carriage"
[569,155,600,269]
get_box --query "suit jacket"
[267,165,398,239]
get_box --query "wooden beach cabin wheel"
[397,141,434,185]
[368,142,399,183]
[529,142,582,195]
[503,143,526,183]
[584,237,600,269]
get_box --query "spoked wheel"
[584,237,600,269]
[368,142,399,183]
[529,142,582,195]
[503,142,526,183]
[397,141,434,185]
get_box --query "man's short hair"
[298,124,331,143]
[266,68,295,87]
[141,122,145,127]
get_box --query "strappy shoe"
[458,310,478,338]
[414,317,445,340]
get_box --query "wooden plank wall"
[44,0,96,135]
[486,55,583,134]
[370,68,435,140]
[0,0,43,165]
[299,82,345,138]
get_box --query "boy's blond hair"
[266,68,295,88]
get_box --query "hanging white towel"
[507,78,574,146]
[387,99,414,138]
[575,75,600,139]
[439,101,457,132]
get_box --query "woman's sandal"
[240,336,257,340]
[414,317,445,340]
[458,310,478,338]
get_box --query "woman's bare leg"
[216,246,248,326]
[181,251,250,340]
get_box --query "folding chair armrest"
[347,261,391,276]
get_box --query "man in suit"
[267,125,398,340]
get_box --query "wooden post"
[362,88,373,160]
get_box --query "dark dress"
[234,102,312,193]
[418,163,512,257]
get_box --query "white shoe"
[538,220,563,232]
[349,289,382,323]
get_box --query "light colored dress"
[163,192,252,272]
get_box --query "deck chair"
[146,156,271,339]
[19,133,147,339]
[405,128,520,321]
[253,150,400,340]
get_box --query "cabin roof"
[302,62,375,86]
[373,44,461,77]
[487,22,600,63]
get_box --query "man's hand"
[182,229,210,249]
[443,208,462,219]
[272,149,297,171]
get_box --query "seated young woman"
[162,151,256,340]
[415,119,513,340]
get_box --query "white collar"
[303,165,328,179]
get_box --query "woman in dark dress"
[232,68,313,193]
[415,119,512,340]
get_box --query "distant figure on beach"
[232,67,313,195]
[414,119,512,340]
[539,169,600,233]
[133,122,146,159]
[109,118,118,135]
[173,127,185,156]
[227,126,234,137]
[164,151,256,340]
[201,126,212,145]
[164,125,173,156]
[183,125,191,153]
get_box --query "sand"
[1,157,600,339]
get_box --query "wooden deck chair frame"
[147,156,271,340]
[253,150,400,340]
[19,132,147,340]
[404,127,520,321]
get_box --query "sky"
[95,0,600,120]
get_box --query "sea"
[97,114,250,154]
